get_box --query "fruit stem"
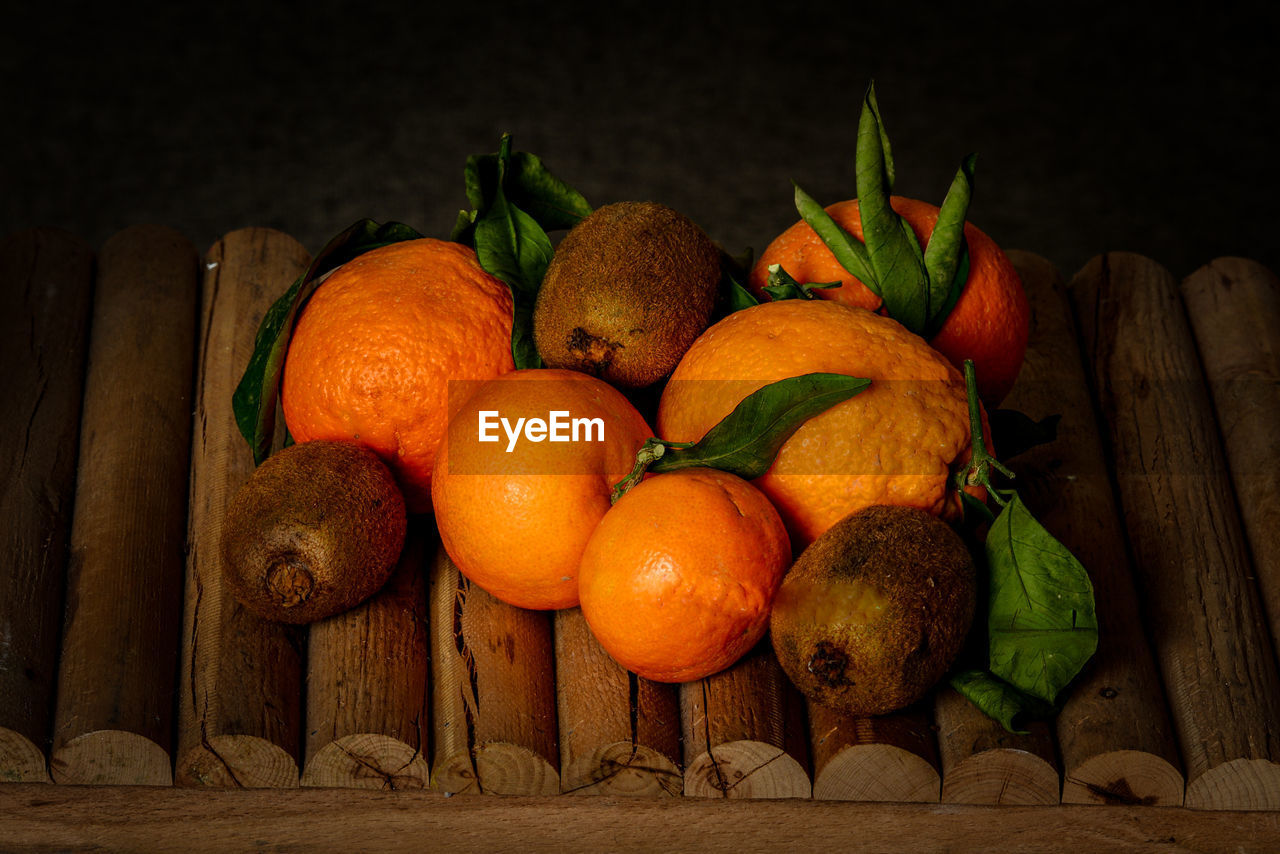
[610,438,667,504]
[957,359,1015,508]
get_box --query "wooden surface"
[3,225,1280,845]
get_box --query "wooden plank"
[300,519,431,789]
[680,641,811,798]
[428,545,559,796]
[2,784,1280,853]
[808,702,939,802]
[934,686,1060,805]
[1002,250,1184,806]
[1070,251,1280,810]
[1180,258,1280,664]
[175,228,311,788]
[0,227,95,783]
[50,225,199,786]
[553,607,682,796]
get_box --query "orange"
[656,299,983,549]
[749,196,1028,405]
[577,468,790,683]
[281,238,515,513]
[431,368,652,610]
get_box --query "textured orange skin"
[657,299,984,550]
[749,196,1029,405]
[577,468,791,683]
[431,368,653,611]
[281,239,515,513]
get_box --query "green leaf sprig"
[232,218,424,464]
[610,372,870,502]
[452,134,592,368]
[783,80,974,338]
[950,359,1099,731]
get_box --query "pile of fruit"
[224,83,1097,730]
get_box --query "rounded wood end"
[50,730,171,786]
[1061,749,1184,806]
[1185,757,1280,811]
[813,743,939,803]
[0,728,51,783]
[684,740,811,799]
[301,734,428,790]
[473,742,560,796]
[562,741,681,797]
[941,748,1059,805]
[175,734,299,788]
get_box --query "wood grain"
[175,228,311,788]
[808,702,940,802]
[3,784,1280,853]
[1180,258,1280,665]
[428,545,559,796]
[0,227,95,783]
[1001,250,1184,806]
[934,686,1060,805]
[681,641,811,799]
[300,519,431,789]
[1070,251,1280,810]
[554,607,682,796]
[48,225,199,786]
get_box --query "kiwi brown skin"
[220,439,407,624]
[533,200,722,388]
[770,504,976,716]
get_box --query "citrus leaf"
[924,246,970,339]
[792,181,879,294]
[923,153,977,332]
[986,494,1099,705]
[650,372,870,479]
[231,218,423,465]
[855,82,930,334]
[455,136,591,242]
[763,264,840,301]
[717,268,760,316]
[949,669,1055,735]
[469,135,555,369]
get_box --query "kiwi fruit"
[770,504,976,716]
[533,200,722,388]
[220,439,407,624]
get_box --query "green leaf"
[457,138,591,238]
[855,82,930,333]
[922,153,977,333]
[986,494,1099,705]
[718,268,760,315]
[231,218,423,465]
[949,669,1055,735]
[924,246,970,339]
[468,135,556,369]
[792,181,879,294]
[651,372,870,479]
[762,264,840,301]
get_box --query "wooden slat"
[553,607,682,796]
[1070,251,1280,810]
[428,546,559,796]
[300,519,431,789]
[1180,258,1280,663]
[50,225,199,786]
[934,686,1060,805]
[680,642,811,799]
[808,703,939,802]
[3,784,1280,853]
[175,228,311,788]
[0,228,95,784]
[1002,250,1184,806]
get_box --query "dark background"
[4,2,1278,283]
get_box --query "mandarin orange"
[749,196,1028,405]
[281,238,515,513]
[577,468,790,683]
[656,299,982,549]
[431,368,652,610]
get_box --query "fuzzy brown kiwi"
[220,439,407,624]
[532,200,721,388]
[769,504,976,716]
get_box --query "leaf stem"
[957,359,1015,507]
[610,438,668,504]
